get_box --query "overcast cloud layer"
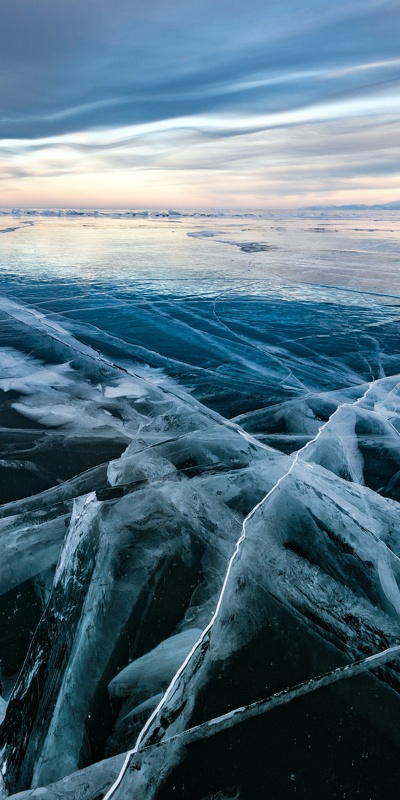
[1,0,399,207]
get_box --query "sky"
[0,0,399,209]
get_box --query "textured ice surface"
[0,754,125,800]
[1,211,400,799]
[108,630,203,699]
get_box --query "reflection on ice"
[1,212,400,799]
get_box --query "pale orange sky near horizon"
[2,110,399,210]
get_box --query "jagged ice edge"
[102,380,379,798]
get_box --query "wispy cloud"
[0,0,399,205]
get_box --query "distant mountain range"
[302,202,400,210]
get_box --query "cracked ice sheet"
[2,213,400,799]
[1,400,291,791]
[97,386,399,797]
[96,393,400,798]
[4,283,400,422]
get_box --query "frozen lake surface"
[1,210,400,798]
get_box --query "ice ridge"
[102,378,389,799]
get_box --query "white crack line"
[103,379,377,799]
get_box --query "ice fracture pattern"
[1,211,400,798]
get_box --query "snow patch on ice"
[11,403,78,428]
[104,379,147,400]
[0,349,73,395]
